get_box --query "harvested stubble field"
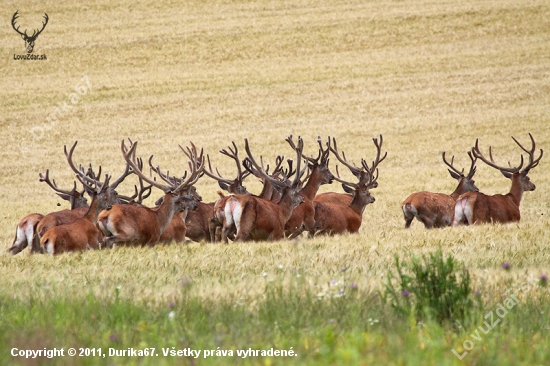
[1,0,550,365]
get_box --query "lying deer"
[401,151,478,228]
[313,135,386,235]
[40,163,120,254]
[36,142,132,243]
[453,133,543,225]
[284,136,334,238]
[9,170,88,255]
[220,136,305,242]
[97,140,204,247]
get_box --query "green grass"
[2,274,550,366]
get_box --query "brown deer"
[312,135,386,235]
[313,137,379,206]
[40,170,119,255]
[157,196,200,244]
[9,169,89,255]
[9,214,43,255]
[401,151,478,228]
[97,140,204,247]
[453,133,543,225]
[284,136,334,238]
[220,136,305,242]
[186,141,251,242]
[36,142,132,241]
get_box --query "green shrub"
[383,249,473,328]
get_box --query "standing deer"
[313,135,386,235]
[97,140,204,247]
[40,171,119,255]
[401,152,478,228]
[284,136,334,238]
[453,134,543,225]
[9,169,89,255]
[220,136,305,242]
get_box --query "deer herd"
[9,133,543,255]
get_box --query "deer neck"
[507,173,524,206]
[259,180,274,200]
[299,167,323,200]
[349,192,368,216]
[450,179,466,200]
[277,187,295,221]
[155,194,178,233]
[83,194,102,223]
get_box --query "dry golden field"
[1,0,549,316]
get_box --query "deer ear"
[155,196,164,206]
[218,181,229,191]
[500,170,513,179]
[447,169,462,180]
[342,184,355,194]
[56,193,70,201]
[20,34,26,40]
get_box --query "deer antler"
[39,169,79,196]
[203,141,251,186]
[122,139,203,194]
[442,151,477,179]
[511,133,544,174]
[64,141,112,193]
[472,138,524,174]
[328,137,363,178]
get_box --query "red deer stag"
[220,136,305,242]
[36,142,132,242]
[9,169,89,255]
[97,140,204,247]
[401,151,478,228]
[453,133,543,225]
[313,137,379,206]
[214,154,287,242]
[284,136,334,238]
[40,170,119,255]
[312,135,386,235]
[185,142,251,242]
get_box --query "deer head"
[39,169,88,209]
[244,136,305,209]
[472,133,543,192]
[329,135,387,211]
[12,11,48,53]
[442,151,479,196]
[204,141,251,194]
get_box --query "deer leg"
[402,203,416,229]
[420,217,435,229]
[233,208,255,242]
[208,218,219,242]
[9,226,27,255]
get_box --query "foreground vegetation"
[2,263,550,366]
[1,0,549,364]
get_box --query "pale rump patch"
[14,226,26,247]
[453,199,466,226]
[44,240,54,255]
[24,223,35,246]
[224,198,242,233]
